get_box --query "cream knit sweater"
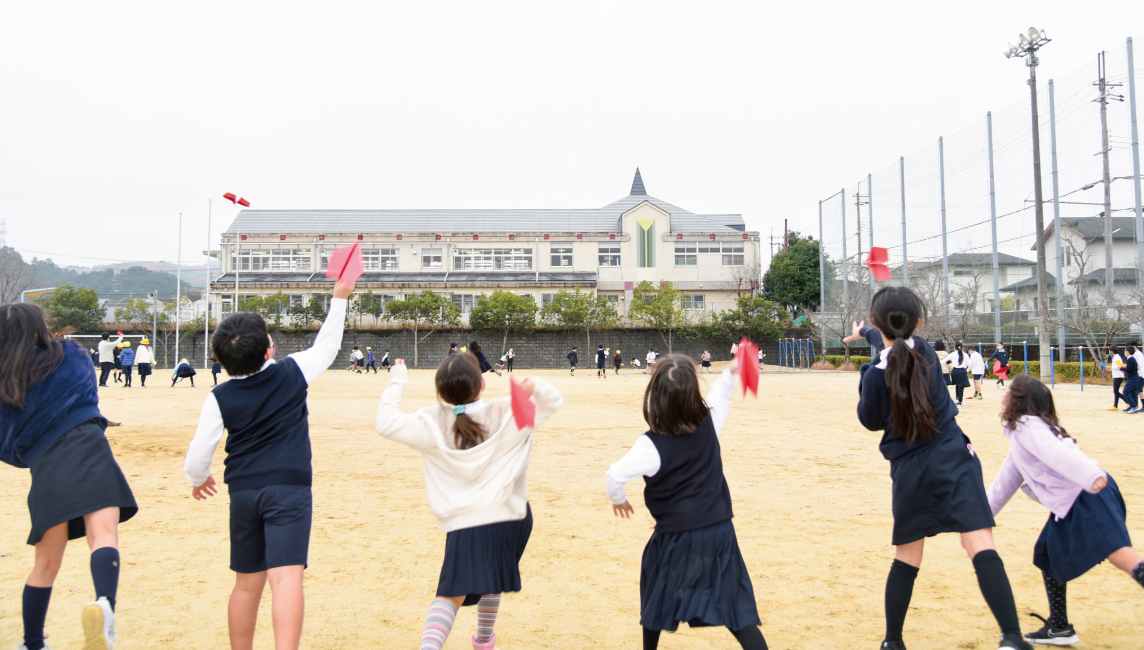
[376,364,563,532]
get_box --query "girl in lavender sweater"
[987,375,1144,646]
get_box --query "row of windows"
[551,243,623,268]
[674,242,745,267]
[539,293,705,310]
[219,292,708,314]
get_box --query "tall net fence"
[819,37,1144,361]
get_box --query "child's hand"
[1092,475,1108,493]
[613,501,634,518]
[395,359,405,366]
[852,320,865,337]
[518,377,535,396]
[727,355,739,375]
[192,476,217,501]
[332,277,356,299]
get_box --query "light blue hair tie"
[453,404,466,416]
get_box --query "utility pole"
[783,219,789,252]
[854,189,868,282]
[1095,50,1124,288]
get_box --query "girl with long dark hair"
[374,352,562,650]
[856,287,1030,650]
[943,340,972,406]
[0,303,138,650]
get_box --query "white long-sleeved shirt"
[1111,354,1125,379]
[134,345,155,365]
[183,298,348,487]
[97,336,123,364]
[943,350,969,369]
[968,351,985,375]
[375,364,563,532]
[605,368,736,505]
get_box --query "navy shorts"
[229,485,313,573]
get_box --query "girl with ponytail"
[943,340,972,406]
[857,287,1031,650]
[374,352,563,650]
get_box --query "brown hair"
[1001,375,1069,438]
[0,303,67,409]
[435,352,487,450]
[642,354,710,437]
[869,286,937,445]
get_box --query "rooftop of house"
[903,252,1035,272]
[1034,216,1138,249]
[1000,273,1058,292]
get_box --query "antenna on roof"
[630,168,646,196]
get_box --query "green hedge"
[823,355,871,368]
[995,361,1102,383]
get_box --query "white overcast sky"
[2,1,1142,270]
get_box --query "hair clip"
[453,404,466,415]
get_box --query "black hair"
[102,332,110,340]
[211,312,270,376]
[468,340,482,355]
[954,340,965,365]
[997,341,1006,348]
[0,303,67,408]
[869,286,937,445]
[1110,345,1122,358]
[933,340,946,352]
[436,353,486,450]
[643,354,709,437]
[598,344,604,349]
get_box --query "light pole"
[223,193,251,314]
[1006,27,1053,381]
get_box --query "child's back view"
[183,277,355,650]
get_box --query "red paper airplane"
[237,197,250,207]
[324,241,364,284]
[735,337,759,398]
[863,247,891,281]
[510,377,536,430]
[223,192,237,203]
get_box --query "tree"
[357,291,386,327]
[727,258,763,298]
[628,280,685,353]
[469,290,539,354]
[385,291,461,367]
[540,287,619,353]
[762,232,821,316]
[40,285,104,332]
[114,297,152,332]
[718,295,784,342]
[0,247,36,303]
[289,297,328,331]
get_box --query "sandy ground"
[2,364,1142,649]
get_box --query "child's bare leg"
[268,565,305,650]
[1108,546,1144,573]
[885,539,923,643]
[229,571,267,650]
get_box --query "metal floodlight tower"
[1006,27,1053,381]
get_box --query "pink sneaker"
[472,633,497,649]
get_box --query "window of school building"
[675,242,698,266]
[452,248,533,271]
[598,242,621,267]
[681,294,706,310]
[541,293,555,309]
[550,245,573,267]
[451,293,478,314]
[422,248,443,268]
[232,246,313,272]
[289,295,305,309]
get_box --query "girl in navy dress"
[469,340,502,376]
[375,353,562,650]
[943,341,972,406]
[606,354,768,650]
[987,375,1144,646]
[857,287,1030,650]
[0,303,138,650]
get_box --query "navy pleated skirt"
[27,419,138,545]
[436,504,533,606]
[889,432,995,545]
[1034,475,1132,584]
[639,519,761,632]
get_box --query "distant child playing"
[596,344,608,378]
[171,358,197,387]
[183,276,356,650]
[988,343,1011,388]
[374,353,563,650]
[613,349,623,373]
[701,349,711,373]
[381,349,391,372]
[987,375,1144,645]
[1123,344,1142,413]
[942,341,972,407]
[969,347,985,400]
[470,340,502,377]
[0,303,138,650]
[856,287,1029,650]
[567,347,578,375]
[365,347,377,373]
[118,342,136,388]
[212,357,223,386]
[606,354,768,650]
[135,338,154,387]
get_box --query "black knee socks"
[90,547,120,610]
[1133,561,1144,588]
[884,559,919,641]
[642,627,661,650]
[23,585,52,650]
[1042,571,1068,628]
[972,550,1020,636]
[731,625,769,650]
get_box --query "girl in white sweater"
[375,353,562,650]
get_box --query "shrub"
[996,362,1102,384]
[824,355,871,367]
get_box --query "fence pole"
[1126,38,1143,268]
[867,172,875,294]
[780,338,787,370]
[1024,340,1029,375]
[1050,347,1055,388]
[1080,345,1084,391]
[818,200,827,365]
[841,189,848,319]
[900,157,909,286]
[809,340,817,367]
[939,136,950,333]
[988,112,1002,343]
[1049,79,1067,351]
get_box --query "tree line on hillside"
[0,247,199,303]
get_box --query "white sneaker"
[17,644,56,650]
[81,597,116,650]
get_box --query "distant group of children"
[3,282,1143,650]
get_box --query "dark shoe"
[1024,616,1077,645]
[881,640,906,650]
[999,631,1035,650]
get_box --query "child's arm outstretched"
[289,278,354,383]
[1016,418,1107,493]
[605,436,660,518]
[185,395,224,499]
[375,360,439,451]
[707,357,739,437]
[986,451,1026,516]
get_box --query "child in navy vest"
[0,302,137,650]
[857,287,1031,650]
[606,354,768,650]
[184,276,355,650]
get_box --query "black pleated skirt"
[1034,475,1132,584]
[889,432,995,545]
[26,419,138,545]
[436,504,533,606]
[640,519,761,632]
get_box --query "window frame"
[550,244,573,268]
[422,248,444,269]
[597,242,621,267]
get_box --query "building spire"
[630,168,646,196]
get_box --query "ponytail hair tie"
[453,404,466,416]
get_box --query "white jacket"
[376,365,563,532]
[969,351,985,375]
[134,345,155,365]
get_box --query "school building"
[208,170,762,322]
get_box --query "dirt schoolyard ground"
[2,364,1141,649]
